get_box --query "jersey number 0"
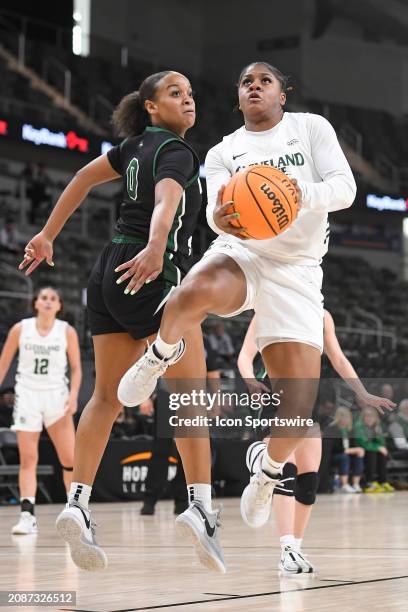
[126,158,139,201]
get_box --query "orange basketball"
[222,165,298,240]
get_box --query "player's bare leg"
[241,342,320,528]
[56,332,149,571]
[12,432,40,535]
[46,412,76,492]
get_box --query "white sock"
[280,534,295,548]
[261,449,285,477]
[187,483,212,513]
[294,537,303,551]
[68,482,92,509]
[154,332,182,358]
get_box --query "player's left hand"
[64,396,78,415]
[290,178,303,210]
[114,245,163,295]
[18,231,54,275]
[358,393,396,415]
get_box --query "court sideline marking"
[61,573,408,612]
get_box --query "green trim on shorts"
[112,234,147,246]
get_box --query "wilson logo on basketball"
[260,184,289,230]
[222,164,297,240]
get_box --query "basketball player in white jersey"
[0,287,81,534]
[118,60,357,549]
[239,311,395,574]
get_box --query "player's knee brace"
[295,471,319,505]
[274,462,297,497]
[61,465,74,472]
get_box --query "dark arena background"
[0,1,408,610]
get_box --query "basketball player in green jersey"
[20,71,225,573]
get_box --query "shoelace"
[130,350,168,382]
[252,472,291,508]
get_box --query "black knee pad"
[274,462,297,497]
[295,471,319,505]
[61,465,74,472]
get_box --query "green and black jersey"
[107,126,201,273]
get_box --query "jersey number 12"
[34,358,49,375]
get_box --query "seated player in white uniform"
[118,61,356,569]
[0,287,81,534]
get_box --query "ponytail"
[111,70,173,138]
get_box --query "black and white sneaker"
[56,503,107,571]
[294,548,315,573]
[118,339,186,407]
[175,502,226,573]
[279,545,304,574]
[11,512,38,535]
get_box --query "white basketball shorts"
[12,384,69,432]
[202,237,324,352]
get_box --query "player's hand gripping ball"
[222,165,298,239]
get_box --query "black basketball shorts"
[87,238,182,340]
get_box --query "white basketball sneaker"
[293,547,315,573]
[56,503,107,571]
[241,441,283,528]
[279,545,304,574]
[118,339,186,407]
[11,512,38,535]
[240,470,282,528]
[175,502,226,574]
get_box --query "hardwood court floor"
[1,493,407,611]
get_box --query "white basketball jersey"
[205,112,356,264]
[16,318,68,390]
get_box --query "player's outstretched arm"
[0,323,21,388]
[323,310,395,414]
[19,155,120,275]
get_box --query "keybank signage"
[366,193,408,213]
[0,115,115,156]
[22,124,89,152]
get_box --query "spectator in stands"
[388,399,408,455]
[380,383,395,403]
[315,399,336,430]
[208,322,235,367]
[0,216,21,254]
[324,407,364,493]
[353,407,394,493]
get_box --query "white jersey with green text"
[205,112,356,264]
[16,318,68,390]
